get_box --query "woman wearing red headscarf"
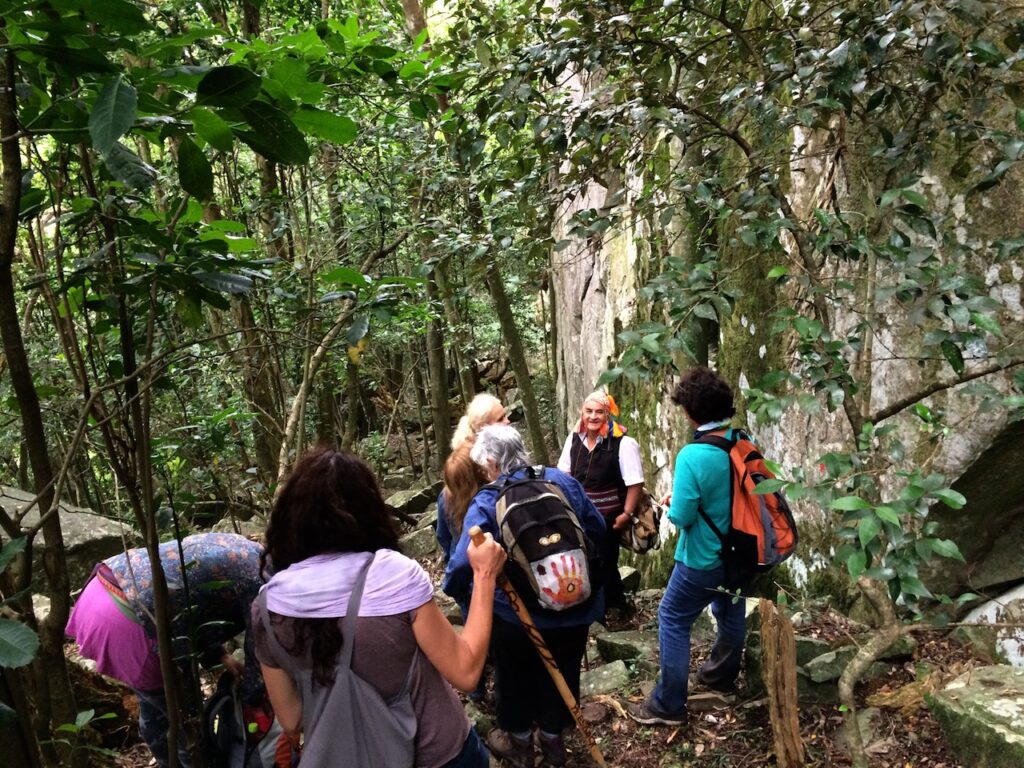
[557,390,645,619]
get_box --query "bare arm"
[614,484,643,531]
[261,664,302,739]
[412,533,505,691]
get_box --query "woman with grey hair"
[444,425,607,768]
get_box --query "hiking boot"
[627,698,688,727]
[689,674,738,699]
[486,729,535,768]
[537,731,567,767]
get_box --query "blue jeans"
[135,688,192,768]
[650,562,746,715]
[441,727,489,768]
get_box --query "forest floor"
[71,585,975,767]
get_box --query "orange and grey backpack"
[695,430,798,589]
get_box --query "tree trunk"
[342,358,361,450]
[759,599,804,768]
[484,263,549,464]
[412,341,433,481]
[424,272,453,466]
[0,45,77,765]
[435,260,476,407]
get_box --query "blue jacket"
[443,466,607,628]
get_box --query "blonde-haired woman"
[451,393,508,449]
[438,393,508,701]
[557,390,645,620]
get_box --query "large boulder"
[595,630,658,663]
[2,486,134,591]
[928,665,1024,768]
[961,583,1024,667]
[581,660,631,697]
[923,420,1024,595]
[386,482,443,519]
[400,526,439,559]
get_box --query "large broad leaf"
[189,108,234,151]
[196,66,262,108]
[22,44,116,74]
[62,0,149,34]
[0,702,16,727]
[177,137,214,201]
[291,107,358,145]
[90,75,137,156]
[236,102,310,165]
[104,142,155,191]
[0,538,27,575]
[193,272,254,294]
[0,618,39,669]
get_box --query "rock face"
[386,482,443,519]
[962,583,1024,667]
[2,486,134,591]
[580,660,631,697]
[924,420,1024,596]
[928,665,1024,768]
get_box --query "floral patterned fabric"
[103,532,265,702]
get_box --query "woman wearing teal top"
[628,367,747,726]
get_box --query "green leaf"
[177,138,213,201]
[346,315,369,347]
[89,75,137,157]
[75,709,95,729]
[73,0,148,34]
[752,479,786,494]
[874,506,900,525]
[829,496,872,511]
[0,618,39,668]
[858,515,881,548]
[0,538,27,575]
[193,272,253,294]
[236,102,310,165]
[22,44,116,74]
[190,108,234,152]
[196,66,262,108]
[933,489,966,510]
[0,702,16,727]
[321,266,369,287]
[940,339,965,375]
[595,367,623,387]
[846,549,867,579]
[291,107,358,145]
[104,143,155,191]
[766,266,788,279]
[900,576,932,599]
[970,311,1003,338]
[931,539,965,562]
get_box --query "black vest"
[569,433,626,501]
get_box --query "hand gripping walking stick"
[468,526,608,768]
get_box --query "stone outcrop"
[928,665,1024,768]
[386,481,443,519]
[962,583,1024,668]
[2,485,135,591]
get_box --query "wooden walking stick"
[468,526,608,768]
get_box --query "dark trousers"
[599,521,625,609]
[491,618,589,734]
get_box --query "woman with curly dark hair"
[254,447,505,767]
[628,366,747,727]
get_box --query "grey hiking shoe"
[627,698,688,726]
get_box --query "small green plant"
[359,431,392,475]
[47,709,119,759]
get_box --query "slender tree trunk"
[425,272,452,465]
[412,341,433,481]
[0,44,77,764]
[0,668,41,768]
[484,263,549,463]
[342,359,361,450]
[435,260,476,406]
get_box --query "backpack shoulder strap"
[694,432,735,453]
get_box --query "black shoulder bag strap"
[693,432,736,546]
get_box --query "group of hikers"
[66,366,753,767]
